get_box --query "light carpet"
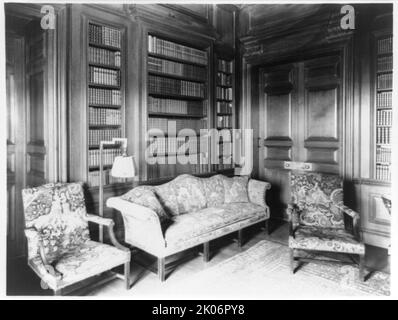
[161,240,390,298]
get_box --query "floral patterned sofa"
[107,174,271,281]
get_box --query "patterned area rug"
[165,240,390,297]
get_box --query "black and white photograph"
[0,0,395,300]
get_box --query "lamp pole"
[99,137,128,243]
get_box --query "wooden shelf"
[216,99,233,103]
[148,92,205,101]
[89,42,121,51]
[89,104,121,109]
[148,112,205,118]
[89,124,121,128]
[148,52,207,68]
[217,112,233,116]
[89,82,121,89]
[89,62,121,70]
[148,70,206,83]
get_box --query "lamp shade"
[111,156,135,178]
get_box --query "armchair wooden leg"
[203,241,210,262]
[359,254,366,282]
[124,261,130,290]
[264,220,270,235]
[290,249,295,274]
[158,257,165,282]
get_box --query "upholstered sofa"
[107,174,271,281]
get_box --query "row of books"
[89,23,121,49]
[376,146,391,164]
[88,148,121,167]
[89,88,121,106]
[89,107,122,126]
[216,87,233,101]
[148,56,206,81]
[89,66,120,87]
[376,127,391,144]
[377,56,393,72]
[148,35,208,65]
[217,72,233,86]
[148,75,205,98]
[377,91,392,108]
[377,73,392,90]
[147,136,207,156]
[218,59,233,73]
[89,46,121,67]
[88,169,120,187]
[88,129,122,146]
[148,117,207,134]
[148,97,205,116]
[378,37,392,55]
[217,101,233,114]
[375,164,391,181]
[216,163,234,170]
[147,160,211,180]
[217,115,233,128]
[376,109,393,126]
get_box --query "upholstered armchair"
[287,172,366,281]
[22,182,131,295]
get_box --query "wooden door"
[258,54,344,220]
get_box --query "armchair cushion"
[289,225,365,254]
[121,186,172,230]
[291,172,344,228]
[222,175,250,204]
[22,182,90,264]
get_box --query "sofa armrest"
[86,214,114,227]
[248,179,271,209]
[106,197,166,248]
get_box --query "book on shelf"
[217,101,233,114]
[375,163,391,181]
[376,145,391,164]
[89,107,122,126]
[88,129,122,146]
[377,73,392,90]
[378,36,393,55]
[148,56,206,81]
[376,126,391,144]
[217,59,233,73]
[88,169,120,187]
[148,117,207,135]
[89,66,120,87]
[148,97,205,116]
[216,86,233,100]
[89,88,121,106]
[89,46,121,67]
[217,72,233,86]
[148,35,208,65]
[148,75,205,98]
[88,148,121,167]
[377,91,392,108]
[217,115,232,128]
[89,23,121,49]
[377,55,393,72]
[376,109,393,126]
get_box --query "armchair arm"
[106,197,166,249]
[330,188,361,240]
[85,213,130,252]
[248,179,271,210]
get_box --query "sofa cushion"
[171,174,207,215]
[201,174,225,207]
[120,186,172,232]
[153,180,180,216]
[164,202,267,247]
[222,176,250,203]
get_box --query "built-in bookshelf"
[146,34,211,180]
[87,22,124,187]
[374,34,392,181]
[215,57,235,171]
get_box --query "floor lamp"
[99,137,135,242]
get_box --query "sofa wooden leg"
[158,257,165,282]
[237,229,243,248]
[124,261,130,289]
[359,254,366,282]
[53,289,62,296]
[203,242,210,262]
[290,249,295,274]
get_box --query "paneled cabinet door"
[258,54,343,219]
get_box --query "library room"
[3,2,393,298]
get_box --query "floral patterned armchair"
[287,172,366,281]
[22,182,131,295]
